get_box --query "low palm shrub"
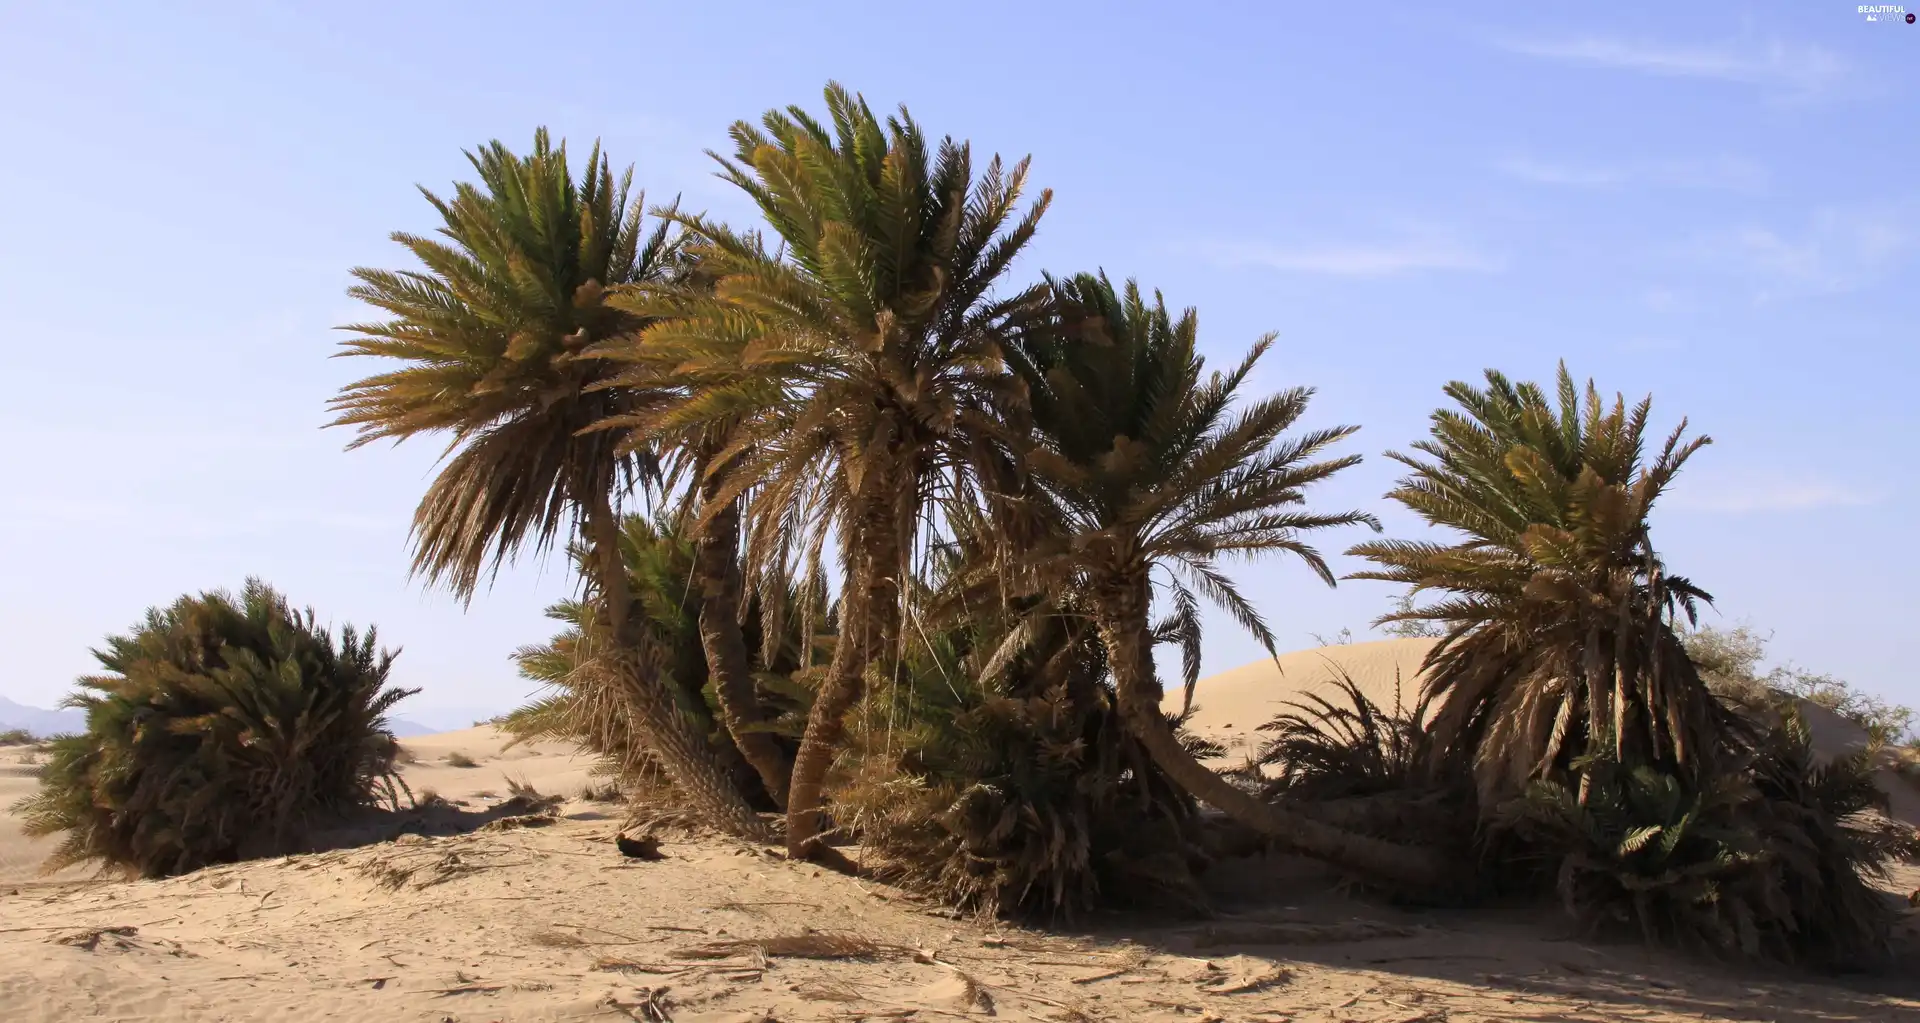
[836,573,1205,920]
[12,580,415,877]
[1256,669,1436,802]
[1252,669,1471,856]
[1351,365,1918,964]
[1498,713,1917,966]
[498,514,814,802]
[839,673,1206,920]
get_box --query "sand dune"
[1166,637,1440,766]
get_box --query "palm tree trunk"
[694,473,791,807]
[585,496,772,843]
[784,491,903,860]
[1095,574,1449,889]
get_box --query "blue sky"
[1,3,1913,727]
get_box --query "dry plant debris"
[672,932,913,961]
[50,925,139,951]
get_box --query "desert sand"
[3,642,1919,1022]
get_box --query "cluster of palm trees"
[331,86,1423,873]
[331,85,1912,955]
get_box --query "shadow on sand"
[1060,850,1920,1023]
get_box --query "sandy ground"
[2,644,1918,1021]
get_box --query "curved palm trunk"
[694,476,791,807]
[785,491,903,860]
[587,497,772,843]
[1095,575,1448,889]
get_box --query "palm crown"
[330,129,680,595]
[1350,364,1724,806]
[1008,272,1377,651]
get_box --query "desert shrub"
[0,728,37,746]
[838,588,1206,920]
[1498,712,1917,967]
[1687,624,1917,746]
[11,580,415,877]
[1250,669,1471,856]
[1257,669,1436,802]
[444,752,479,768]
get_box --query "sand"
[1,647,1918,1021]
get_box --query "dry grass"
[443,752,479,768]
[356,842,500,891]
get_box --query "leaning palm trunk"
[1095,576,1449,889]
[694,472,791,807]
[785,487,906,859]
[587,499,773,842]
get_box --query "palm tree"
[499,513,814,799]
[999,272,1448,887]
[603,83,1049,859]
[587,347,797,806]
[327,130,770,840]
[1349,365,1726,810]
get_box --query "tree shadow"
[302,789,571,855]
[1061,851,1920,1023]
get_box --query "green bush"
[12,580,415,877]
[837,589,1206,920]
[0,728,38,747]
[1498,712,1918,967]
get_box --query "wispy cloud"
[1667,474,1875,514]
[1496,154,1768,192]
[1200,236,1502,277]
[1494,34,1856,98]
[1681,205,1913,299]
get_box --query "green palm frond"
[1351,363,1726,808]
[331,129,683,598]
[1002,271,1375,653]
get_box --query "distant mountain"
[0,696,86,738]
[385,718,435,738]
